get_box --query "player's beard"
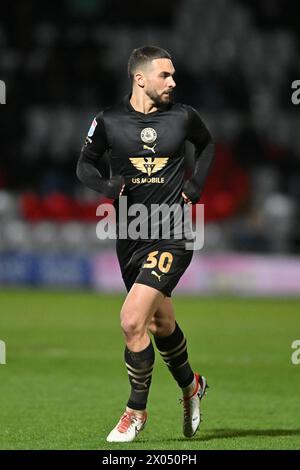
[146,87,173,109]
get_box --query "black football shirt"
[79,94,212,240]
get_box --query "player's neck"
[130,92,158,115]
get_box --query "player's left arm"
[182,106,215,204]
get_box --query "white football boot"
[181,373,208,438]
[106,410,147,443]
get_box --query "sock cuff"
[125,340,155,365]
[127,399,147,411]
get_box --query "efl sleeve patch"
[87,118,98,137]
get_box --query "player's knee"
[121,318,144,339]
[120,307,145,339]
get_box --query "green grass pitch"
[0,289,299,450]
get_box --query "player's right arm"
[76,113,125,198]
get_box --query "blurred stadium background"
[1,0,300,294]
[1,0,300,451]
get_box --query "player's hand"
[182,191,192,205]
[103,175,125,199]
[182,179,201,205]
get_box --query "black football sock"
[125,340,155,411]
[154,322,194,388]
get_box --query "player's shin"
[125,340,155,411]
[154,322,194,391]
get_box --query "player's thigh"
[155,297,175,321]
[120,283,165,332]
[149,298,176,336]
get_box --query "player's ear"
[135,71,145,88]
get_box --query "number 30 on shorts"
[143,251,173,273]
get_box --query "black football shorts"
[116,238,193,297]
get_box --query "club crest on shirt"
[140,127,157,144]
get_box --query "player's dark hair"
[128,46,172,81]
